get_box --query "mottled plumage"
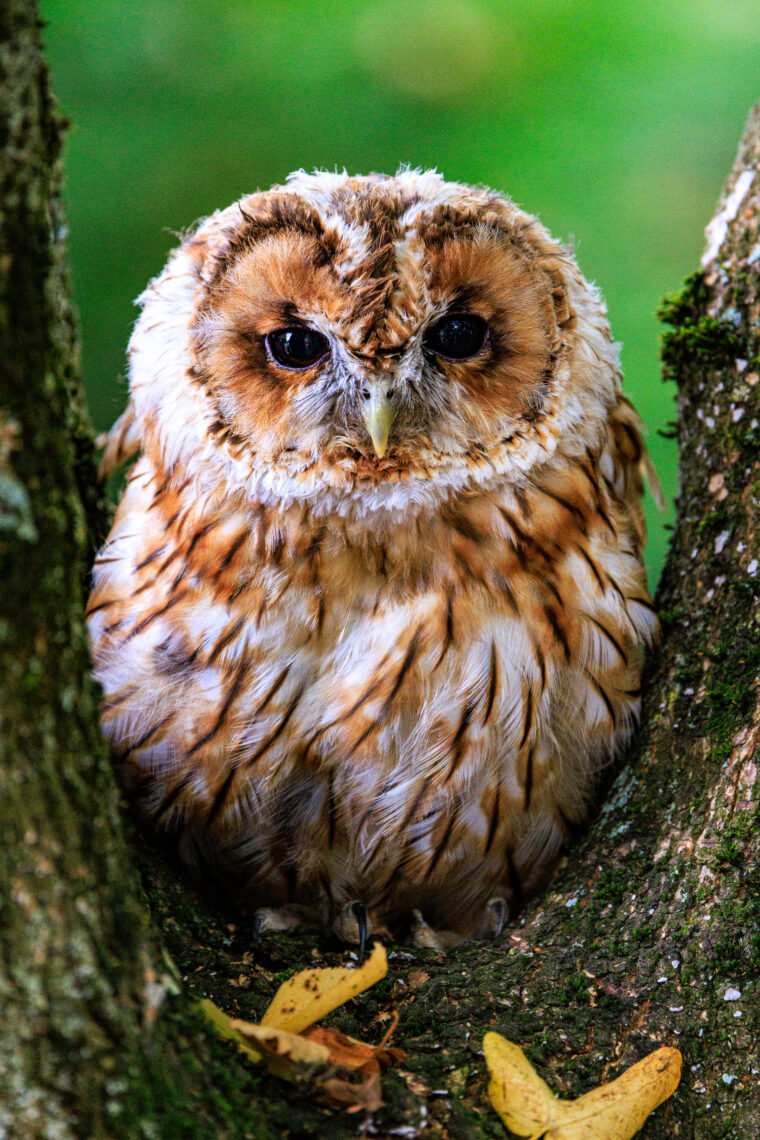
[88,170,657,944]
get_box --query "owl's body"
[88,171,656,940]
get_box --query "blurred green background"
[42,0,760,586]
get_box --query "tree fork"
[1,1,758,1132]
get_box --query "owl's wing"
[95,400,140,481]
[602,393,663,552]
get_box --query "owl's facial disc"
[192,188,567,493]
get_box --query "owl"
[87,170,658,950]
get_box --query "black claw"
[252,911,265,945]
[490,898,507,940]
[351,901,368,963]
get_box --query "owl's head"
[129,170,620,521]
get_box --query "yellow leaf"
[260,941,387,1034]
[197,998,262,1065]
[484,1032,682,1140]
[484,1034,558,1136]
[553,1049,683,1140]
[200,1001,331,1080]
[229,1021,330,1080]
[199,943,391,1099]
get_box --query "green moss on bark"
[659,272,742,383]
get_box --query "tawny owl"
[88,170,657,950]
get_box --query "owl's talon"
[486,896,507,940]
[333,899,372,953]
[352,901,368,963]
[411,909,444,952]
[410,908,463,953]
[252,905,303,944]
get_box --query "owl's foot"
[332,900,371,961]
[476,896,508,940]
[252,904,306,943]
[410,909,465,953]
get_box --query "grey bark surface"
[0,5,758,1134]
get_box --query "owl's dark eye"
[424,313,488,360]
[266,327,329,369]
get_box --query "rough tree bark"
[1,3,758,1136]
[0,5,284,1138]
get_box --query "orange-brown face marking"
[422,232,558,422]
[196,231,345,446]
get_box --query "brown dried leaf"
[303,1024,405,1072]
[303,1026,377,1070]
[318,1069,385,1113]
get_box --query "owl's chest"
[95,481,606,827]
[91,478,652,935]
[199,527,565,790]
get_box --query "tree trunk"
[0,6,272,1138]
[1,4,758,1134]
[0,2,168,1133]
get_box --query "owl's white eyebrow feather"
[326,217,372,280]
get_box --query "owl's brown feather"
[88,171,657,939]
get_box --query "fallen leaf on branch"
[305,1025,380,1069]
[483,1032,681,1139]
[260,940,387,1033]
[229,1022,330,1080]
[198,997,262,1065]
[304,1020,404,1113]
[198,942,401,1111]
[304,1026,382,1069]
[318,1069,385,1114]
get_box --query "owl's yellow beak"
[360,381,396,458]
